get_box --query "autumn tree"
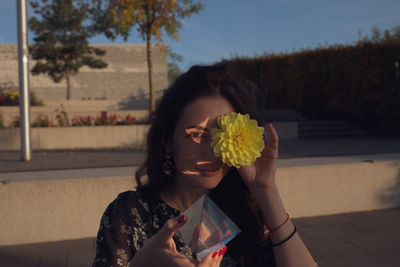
[93,0,204,113]
[167,47,183,85]
[29,0,108,100]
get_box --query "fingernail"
[218,248,223,256]
[177,215,186,224]
[222,246,227,255]
[212,251,218,258]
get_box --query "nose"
[200,136,219,163]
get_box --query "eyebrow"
[185,126,209,131]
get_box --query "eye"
[190,132,203,139]
[186,131,204,144]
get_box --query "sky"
[1,0,400,70]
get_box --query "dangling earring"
[162,151,173,176]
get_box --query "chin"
[177,168,225,189]
[199,175,224,190]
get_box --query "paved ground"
[0,208,399,267]
[2,137,400,172]
[1,136,400,267]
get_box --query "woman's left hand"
[238,123,279,192]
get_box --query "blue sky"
[1,0,400,70]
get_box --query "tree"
[167,47,183,85]
[93,0,204,113]
[29,0,108,100]
[358,25,400,44]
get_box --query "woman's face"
[167,96,234,190]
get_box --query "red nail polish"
[212,251,218,258]
[218,248,223,256]
[222,246,227,255]
[177,215,186,224]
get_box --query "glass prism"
[175,195,241,259]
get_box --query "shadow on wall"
[119,88,148,110]
[379,162,400,207]
[118,88,165,110]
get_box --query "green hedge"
[223,42,400,135]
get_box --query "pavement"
[2,136,400,172]
[1,136,400,267]
[0,208,398,267]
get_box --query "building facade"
[0,44,167,109]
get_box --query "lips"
[197,168,221,177]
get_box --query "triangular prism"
[175,195,241,259]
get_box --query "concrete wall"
[0,44,167,108]
[0,168,136,246]
[1,153,399,245]
[276,154,400,217]
[0,125,149,150]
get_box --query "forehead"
[177,96,235,128]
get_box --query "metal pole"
[17,0,32,161]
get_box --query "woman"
[92,64,317,267]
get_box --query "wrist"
[248,183,290,230]
[248,181,278,200]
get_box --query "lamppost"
[17,0,32,161]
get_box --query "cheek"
[222,166,231,177]
[172,137,200,164]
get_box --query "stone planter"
[0,124,149,150]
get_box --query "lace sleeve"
[92,192,144,267]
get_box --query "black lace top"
[92,188,275,267]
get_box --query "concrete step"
[257,109,306,122]
[299,120,368,139]
[299,130,368,139]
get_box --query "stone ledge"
[1,153,399,245]
[0,125,150,150]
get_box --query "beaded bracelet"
[271,226,297,247]
[261,213,290,242]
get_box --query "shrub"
[223,42,400,134]
[116,114,137,125]
[32,114,52,127]
[95,112,117,126]
[71,115,93,126]
[0,88,44,106]
[55,104,69,127]
[0,113,5,128]
[9,115,20,128]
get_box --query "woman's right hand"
[129,215,226,267]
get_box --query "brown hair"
[136,64,266,265]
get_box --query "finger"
[215,246,227,266]
[263,132,269,148]
[267,123,279,150]
[198,249,217,266]
[198,247,224,267]
[156,215,187,244]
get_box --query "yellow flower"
[210,112,265,168]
